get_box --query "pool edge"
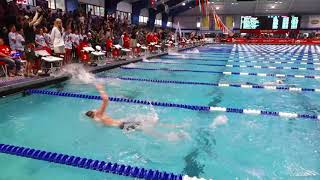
[0,45,202,97]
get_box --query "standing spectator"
[72,29,80,61]
[63,28,73,64]
[43,27,51,47]
[8,24,17,51]
[23,7,43,76]
[50,18,65,56]
[15,27,25,53]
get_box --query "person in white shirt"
[72,29,80,61]
[50,18,65,55]
[63,28,73,64]
[15,28,25,52]
[8,24,17,51]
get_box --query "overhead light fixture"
[271,5,275,9]
[182,2,186,6]
[216,6,220,10]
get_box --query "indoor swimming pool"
[1,44,320,179]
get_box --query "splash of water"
[123,107,190,141]
[185,48,200,54]
[168,49,182,56]
[210,115,228,128]
[123,63,138,68]
[54,64,97,84]
[142,56,150,62]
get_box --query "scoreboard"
[240,16,300,30]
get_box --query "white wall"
[79,0,104,7]
[174,16,198,29]
[117,1,132,13]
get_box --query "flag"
[212,8,234,36]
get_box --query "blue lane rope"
[163,56,319,63]
[160,58,320,66]
[167,55,319,61]
[141,61,320,72]
[120,67,320,80]
[26,89,320,120]
[98,76,320,93]
[0,143,183,180]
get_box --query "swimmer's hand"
[95,83,108,100]
[95,83,104,91]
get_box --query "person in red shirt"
[146,32,153,44]
[153,33,159,44]
[0,37,22,76]
[122,32,130,49]
[105,37,113,57]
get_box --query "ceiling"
[123,0,320,16]
[175,0,320,16]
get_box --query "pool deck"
[0,45,200,97]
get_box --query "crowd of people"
[0,1,206,78]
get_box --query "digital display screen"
[240,16,301,30]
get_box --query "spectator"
[8,24,17,51]
[35,28,49,48]
[51,18,65,55]
[15,27,25,53]
[63,28,73,64]
[0,37,22,76]
[23,7,43,76]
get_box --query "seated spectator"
[0,37,22,76]
[35,27,49,48]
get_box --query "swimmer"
[85,84,140,131]
[263,79,284,86]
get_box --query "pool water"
[1,44,320,179]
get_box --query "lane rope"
[157,58,320,65]
[98,76,320,93]
[120,67,320,80]
[26,89,320,120]
[141,61,320,72]
[0,143,184,180]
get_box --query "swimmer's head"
[85,110,95,118]
[276,80,283,84]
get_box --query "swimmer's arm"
[96,84,109,116]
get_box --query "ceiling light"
[271,5,275,9]
[216,6,220,10]
[182,2,186,6]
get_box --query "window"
[139,16,148,24]
[155,19,162,26]
[94,6,99,16]
[100,7,105,17]
[197,22,201,28]
[47,0,56,9]
[86,4,104,17]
